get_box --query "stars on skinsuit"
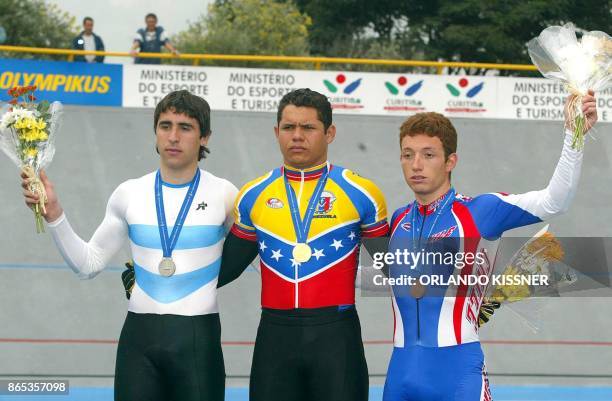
[330,239,343,251]
[312,248,325,260]
[271,249,283,261]
[266,231,357,266]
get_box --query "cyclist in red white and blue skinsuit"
[384,94,598,401]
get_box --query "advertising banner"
[0,58,122,106]
[2,59,608,122]
[123,63,612,122]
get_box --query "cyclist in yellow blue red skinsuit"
[217,88,388,401]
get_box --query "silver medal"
[158,257,176,277]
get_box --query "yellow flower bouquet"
[489,225,570,304]
[0,85,62,233]
[480,225,578,331]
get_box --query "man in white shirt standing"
[21,90,236,401]
[72,17,105,63]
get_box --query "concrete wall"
[1,106,611,386]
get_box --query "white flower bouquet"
[527,23,611,149]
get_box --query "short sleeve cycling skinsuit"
[384,130,583,401]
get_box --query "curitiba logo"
[385,76,423,96]
[383,76,425,112]
[323,74,361,94]
[446,78,484,98]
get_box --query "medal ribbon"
[283,164,329,244]
[155,169,201,259]
[410,188,455,263]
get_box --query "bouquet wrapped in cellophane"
[479,226,578,330]
[0,86,62,233]
[488,225,576,304]
[527,23,611,150]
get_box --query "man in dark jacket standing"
[72,17,105,63]
[130,13,179,65]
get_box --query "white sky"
[49,0,214,63]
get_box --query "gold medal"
[159,257,176,277]
[292,243,312,263]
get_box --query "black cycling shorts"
[114,312,225,401]
[250,306,369,401]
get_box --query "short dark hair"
[83,17,93,25]
[154,90,211,161]
[145,13,157,21]
[277,88,332,131]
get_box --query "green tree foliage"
[296,0,611,74]
[171,0,311,67]
[0,0,78,60]
[321,35,406,72]
[293,0,407,55]
[403,0,612,68]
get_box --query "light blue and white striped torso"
[124,169,236,316]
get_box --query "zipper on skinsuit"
[416,204,428,342]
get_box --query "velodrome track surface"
[1,106,612,400]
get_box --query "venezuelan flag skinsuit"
[220,161,388,401]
